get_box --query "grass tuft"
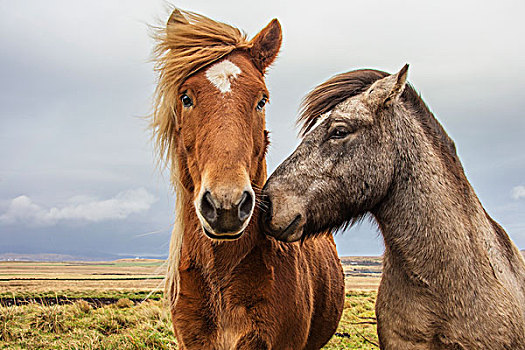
[0,306,17,342]
[29,304,69,333]
[115,298,134,309]
[73,300,92,314]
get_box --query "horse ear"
[167,8,189,26]
[368,64,409,106]
[250,19,282,73]
[388,64,409,102]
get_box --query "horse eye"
[181,94,193,108]
[329,127,351,140]
[256,97,267,111]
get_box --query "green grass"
[0,291,378,349]
[0,290,164,301]
[0,299,175,350]
[324,291,378,349]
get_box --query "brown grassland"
[0,257,381,349]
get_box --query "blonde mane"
[150,9,253,308]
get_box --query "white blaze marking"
[307,111,332,135]
[205,60,242,93]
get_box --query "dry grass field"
[340,256,381,291]
[0,257,381,349]
[0,260,166,293]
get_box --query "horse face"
[177,21,281,240]
[262,66,409,242]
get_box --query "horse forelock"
[299,69,461,165]
[298,69,381,137]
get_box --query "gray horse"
[262,65,525,349]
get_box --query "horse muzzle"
[196,189,254,240]
[260,191,306,243]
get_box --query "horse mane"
[298,69,461,165]
[151,9,252,175]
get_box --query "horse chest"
[180,260,276,344]
[216,305,248,349]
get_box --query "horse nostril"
[238,191,253,222]
[200,191,217,223]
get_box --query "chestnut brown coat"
[150,9,344,349]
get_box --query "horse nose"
[260,194,273,227]
[200,191,217,223]
[259,188,305,242]
[199,190,254,236]
[238,191,253,222]
[260,193,287,237]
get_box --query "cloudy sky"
[1,0,524,258]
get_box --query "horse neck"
[177,155,268,278]
[372,119,525,292]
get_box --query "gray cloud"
[0,188,157,226]
[512,186,525,200]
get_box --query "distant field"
[341,256,381,291]
[0,258,382,349]
[0,256,381,293]
[0,259,166,293]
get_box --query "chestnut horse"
[150,9,344,349]
[262,65,525,349]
